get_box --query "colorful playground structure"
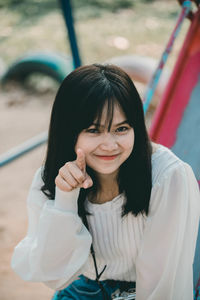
[149,2,200,296]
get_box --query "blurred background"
[0,0,191,299]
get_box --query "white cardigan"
[11,145,200,300]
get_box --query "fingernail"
[84,182,88,189]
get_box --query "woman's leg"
[51,276,136,299]
[51,275,105,300]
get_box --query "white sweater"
[11,145,200,300]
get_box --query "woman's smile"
[94,154,119,160]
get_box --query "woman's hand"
[55,148,93,192]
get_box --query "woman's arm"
[136,162,200,300]
[11,167,92,290]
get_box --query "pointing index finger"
[76,148,86,173]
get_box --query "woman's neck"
[89,171,120,204]
[98,171,117,187]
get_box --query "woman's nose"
[99,133,118,151]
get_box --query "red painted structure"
[149,5,200,296]
[150,8,200,150]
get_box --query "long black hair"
[41,64,152,217]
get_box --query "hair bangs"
[94,96,117,131]
[76,81,118,133]
[111,82,136,129]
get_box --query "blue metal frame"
[59,0,82,68]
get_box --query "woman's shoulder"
[151,143,189,186]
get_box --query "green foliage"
[0,0,137,24]
[0,0,58,12]
[1,0,134,12]
[0,0,54,8]
[73,0,134,10]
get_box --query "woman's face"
[75,103,134,177]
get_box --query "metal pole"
[59,0,82,68]
[0,132,48,167]
[143,0,191,114]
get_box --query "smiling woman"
[11,64,200,300]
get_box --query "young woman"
[11,64,200,300]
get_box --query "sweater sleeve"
[11,167,92,290]
[135,162,200,300]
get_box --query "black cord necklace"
[82,214,109,300]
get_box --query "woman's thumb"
[82,174,93,189]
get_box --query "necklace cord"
[83,214,109,300]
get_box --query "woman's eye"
[116,126,129,133]
[86,128,99,134]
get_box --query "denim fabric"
[52,275,136,300]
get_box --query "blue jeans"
[52,275,136,300]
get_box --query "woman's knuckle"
[70,182,76,188]
[58,168,63,176]
[65,162,71,168]
[77,174,84,181]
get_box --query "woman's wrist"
[54,186,80,212]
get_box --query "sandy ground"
[0,87,56,300]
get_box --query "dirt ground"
[0,88,56,300]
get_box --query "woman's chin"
[91,166,119,177]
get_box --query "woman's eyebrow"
[92,120,129,127]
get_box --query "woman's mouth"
[95,154,118,160]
